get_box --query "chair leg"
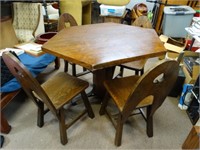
[54,57,60,70]
[72,64,76,76]
[81,91,95,119]
[0,112,11,134]
[146,105,153,137]
[58,108,68,145]
[37,101,44,127]
[99,92,110,115]
[115,115,124,146]
[64,60,69,72]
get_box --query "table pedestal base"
[93,66,115,99]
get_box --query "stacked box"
[100,4,126,17]
[162,6,195,38]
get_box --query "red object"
[186,40,199,52]
[52,2,59,9]
[194,12,200,17]
[35,32,57,44]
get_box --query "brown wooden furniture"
[2,52,95,145]
[118,16,153,77]
[42,23,166,98]
[0,17,20,134]
[99,59,179,146]
[0,90,20,134]
[182,125,200,149]
[57,13,90,77]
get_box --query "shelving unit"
[182,75,199,149]
[41,0,60,32]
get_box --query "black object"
[187,75,200,125]
[0,135,4,148]
[169,66,185,97]
[191,75,200,102]
[1,51,20,86]
[186,96,199,125]
[122,8,132,25]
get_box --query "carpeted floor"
[1,57,193,149]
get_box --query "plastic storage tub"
[100,4,126,17]
[162,6,195,38]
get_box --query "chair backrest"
[57,13,78,31]
[132,16,152,29]
[12,2,45,43]
[12,2,41,31]
[123,60,179,119]
[2,52,57,116]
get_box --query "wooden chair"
[118,16,153,77]
[99,59,179,146]
[2,52,95,145]
[57,13,90,77]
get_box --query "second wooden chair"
[57,13,90,77]
[118,16,153,77]
[99,59,179,146]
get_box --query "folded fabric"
[1,53,55,92]
[1,51,20,86]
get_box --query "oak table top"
[42,23,166,71]
[42,23,166,98]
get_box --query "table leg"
[93,66,115,99]
[0,112,11,134]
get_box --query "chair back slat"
[2,52,57,116]
[57,13,78,31]
[123,60,179,119]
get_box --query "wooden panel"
[103,16,123,23]
[182,126,200,149]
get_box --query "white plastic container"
[162,5,195,38]
[100,4,126,17]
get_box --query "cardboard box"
[159,34,186,60]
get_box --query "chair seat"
[120,59,146,70]
[104,75,153,112]
[38,72,89,109]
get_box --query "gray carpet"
[2,58,192,149]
